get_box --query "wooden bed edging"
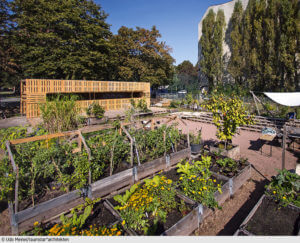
[98,159,250,236]
[234,194,300,236]
[211,162,252,197]
[9,147,191,235]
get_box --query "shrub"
[86,102,105,119]
[39,95,80,133]
[202,92,254,147]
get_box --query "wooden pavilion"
[20,79,150,118]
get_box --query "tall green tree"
[235,0,299,91]
[277,0,299,91]
[0,0,19,87]
[228,0,244,87]
[175,60,198,92]
[11,0,112,80]
[200,9,225,91]
[110,26,174,88]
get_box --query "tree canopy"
[200,9,226,91]
[170,60,198,92]
[200,0,299,92]
[10,0,112,80]
[0,0,175,89]
[110,26,174,88]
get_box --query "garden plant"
[113,175,191,235]
[176,156,222,209]
[202,92,254,149]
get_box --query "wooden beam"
[10,131,77,145]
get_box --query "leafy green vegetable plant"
[265,169,300,207]
[177,156,222,209]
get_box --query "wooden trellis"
[20,79,151,118]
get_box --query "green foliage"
[0,0,19,87]
[11,0,112,80]
[131,125,181,163]
[265,169,300,207]
[229,0,299,91]
[169,100,181,108]
[114,184,138,206]
[184,93,194,106]
[137,98,150,113]
[177,157,221,209]
[200,9,226,91]
[86,103,105,119]
[189,130,202,145]
[171,60,199,93]
[0,126,27,150]
[110,26,174,87]
[228,0,244,86]
[0,157,15,201]
[114,175,179,234]
[202,92,254,144]
[60,198,100,229]
[86,129,130,173]
[39,95,80,133]
[215,157,238,175]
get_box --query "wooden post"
[187,128,190,148]
[6,141,19,213]
[282,125,287,170]
[163,130,166,156]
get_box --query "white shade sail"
[264,92,300,107]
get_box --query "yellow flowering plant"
[202,92,254,148]
[265,169,300,207]
[47,223,122,236]
[177,157,222,209]
[113,175,179,234]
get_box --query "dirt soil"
[0,117,298,236]
[244,196,300,235]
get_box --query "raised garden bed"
[8,133,191,235]
[193,153,251,196]
[104,176,198,236]
[234,195,300,236]
[22,200,127,236]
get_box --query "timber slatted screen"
[21,79,151,118]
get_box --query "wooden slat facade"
[21,79,151,118]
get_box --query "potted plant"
[189,129,203,154]
[86,102,106,125]
[202,91,254,159]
